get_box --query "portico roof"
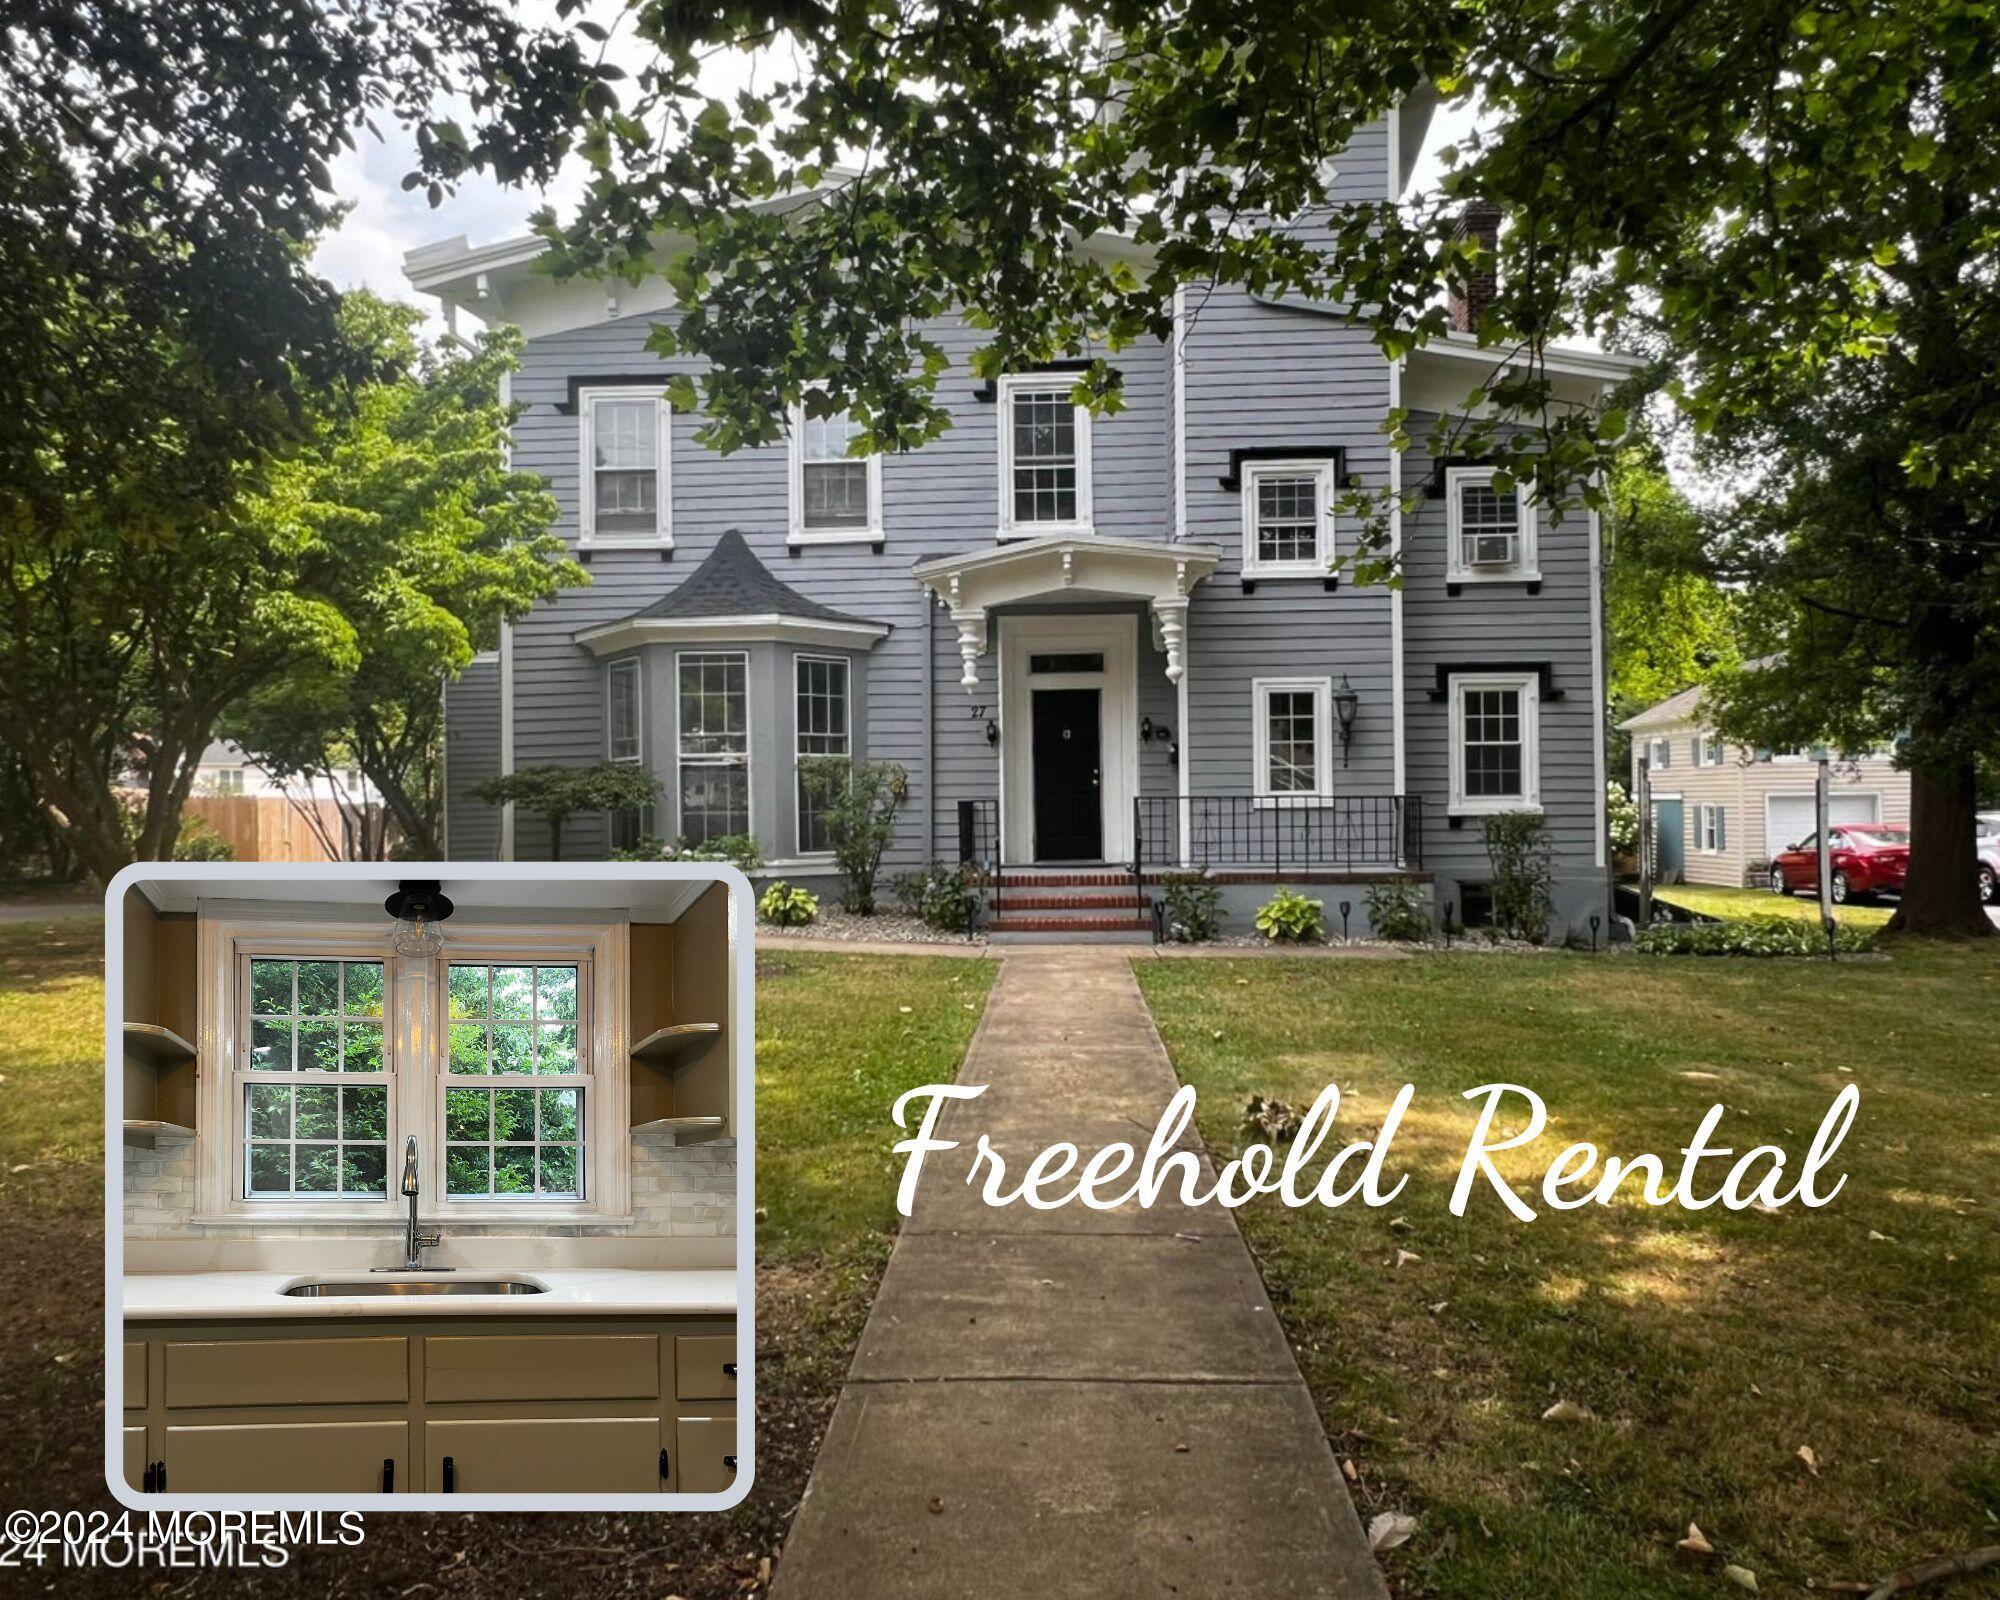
[912,534,1223,688]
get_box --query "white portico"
[913,535,1221,864]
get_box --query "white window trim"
[578,385,672,548]
[996,373,1094,539]
[1251,676,1334,808]
[793,653,850,858]
[787,398,884,545]
[1240,459,1337,578]
[1447,670,1542,815]
[675,649,753,844]
[192,915,630,1226]
[1697,803,1724,852]
[606,657,643,764]
[1444,465,1540,584]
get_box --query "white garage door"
[1763,791,1880,858]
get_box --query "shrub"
[1484,810,1555,942]
[1255,886,1326,943]
[173,813,236,861]
[1606,780,1640,854]
[1636,917,1875,957]
[611,833,765,872]
[892,860,984,933]
[758,881,819,927]
[473,762,661,861]
[1160,871,1222,943]
[1365,881,1432,942]
[799,757,905,913]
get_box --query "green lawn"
[1652,882,1897,929]
[1136,945,1999,1600]
[0,916,995,1600]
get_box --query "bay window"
[795,655,850,854]
[677,652,750,842]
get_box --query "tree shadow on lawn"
[1136,948,2000,1600]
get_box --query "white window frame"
[1444,465,1540,583]
[1699,731,1726,767]
[1697,803,1725,853]
[1447,670,1542,815]
[675,649,752,844]
[606,657,643,764]
[996,374,1094,539]
[793,653,851,856]
[1241,459,1336,578]
[788,397,883,545]
[193,915,630,1225]
[1251,677,1333,808]
[578,385,672,547]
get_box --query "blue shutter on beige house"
[1716,809,1726,851]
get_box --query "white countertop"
[122,1267,738,1322]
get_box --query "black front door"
[1031,688,1102,860]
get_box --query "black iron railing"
[1133,794,1423,879]
[955,798,1001,924]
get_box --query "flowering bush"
[1255,886,1326,943]
[1636,916,1874,957]
[758,881,819,928]
[612,833,765,872]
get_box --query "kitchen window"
[1448,672,1541,814]
[790,399,882,542]
[205,924,628,1223]
[607,658,643,764]
[795,655,850,854]
[1252,678,1332,804]
[1241,460,1335,577]
[677,651,750,843]
[997,375,1092,536]
[580,387,670,545]
[1444,466,1538,583]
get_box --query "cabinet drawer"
[164,1421,406,1494]
[426,1418,662,1494]
[124,1342,147,1410]
[675,1413,739,1494]
[423,1333,658,1404]
[165,1337,408,1409]
[674,1335,736,1400]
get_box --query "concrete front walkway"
[770,947,1386,1600]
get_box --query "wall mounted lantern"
[985,718,999,746]
[1140,716,1174,746]
[1332,675,1360,766]
[385,880,455,957]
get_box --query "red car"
[1769,824,1909,903]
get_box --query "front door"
[1031,688,1102,860]
[1653,797,1685,884]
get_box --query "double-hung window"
[1647,736,1673,772]
[1445,466,1538,583]
[607,659,642,764]
[998,375,1092,536]
[1697,804,1727,853]
[581,388,670,545]
[790,400,882,542]
[1241,460,1336,577]
[795,656,850,854]
[677,652,750,842]
[1252,678,1332,805]
[1448,672,1541,814]
[208,924,627,1223]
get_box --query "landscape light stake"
[1589,912,1601,952]
[1339,900,1352,941]
[1444,900,1455,948]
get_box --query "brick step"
[1000,890,1146,911]
[990,912,1152,934]
[997,870,1135,889]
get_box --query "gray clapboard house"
[409,100,1630,938]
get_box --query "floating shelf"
[631,1022,721,1070]
[123,1119,196,1148]
[631,1115,726,1145]
[123,1022,196,1063]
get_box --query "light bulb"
[392,912,446,957]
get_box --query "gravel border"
[757,906,987,946]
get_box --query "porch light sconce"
[384,879,455,957]
[1332,674,1360,766]
[1140,716,1174,745]
[985,718,999,746]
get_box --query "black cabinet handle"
[723,1454,737,1473]
[141,1462,156,1493]
[442,1455,455,1493]
[659,1447,671,1481]
[722,1362,737,1378]
[156,1460,166,1492]
[382,1458,394,1493]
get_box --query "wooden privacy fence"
[179,794,364,862]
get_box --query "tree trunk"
[1884,757,1991,938]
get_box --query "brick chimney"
[1447,201,1502,332]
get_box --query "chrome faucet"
[373,1136,447,1273]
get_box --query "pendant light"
[384,879,454,957]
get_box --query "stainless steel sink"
[282,1278,546,1298]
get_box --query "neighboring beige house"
[1618,685,1909,887]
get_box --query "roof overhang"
[574,613,891,656]
[1405,333,1642,413]
[912,534,1223,689]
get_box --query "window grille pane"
[437,964,586,1201]
[442,1085,587,1199]
[681,763,750,843]
[1255,475,1320,566]
[802,461,872,528]
[592,399,657,469]
[1462,687,1525,798]
[1010,389,1078,523]
[1458,476,1520,568]
[242,1080,388,1199]
[608,662,641,761]
[796,657,851,853]
[678,655,748,756]
[1265,690,1320,793]
[244,958,388,1073]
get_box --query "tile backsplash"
[123,1131,736,1241]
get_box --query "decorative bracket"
[949,609,989,693]
[1152,597,1190,684]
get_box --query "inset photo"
[105,863,751,1509]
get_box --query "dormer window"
[580,387,671,545]
[997,375,1092,537]
[1445,466,1538,583]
